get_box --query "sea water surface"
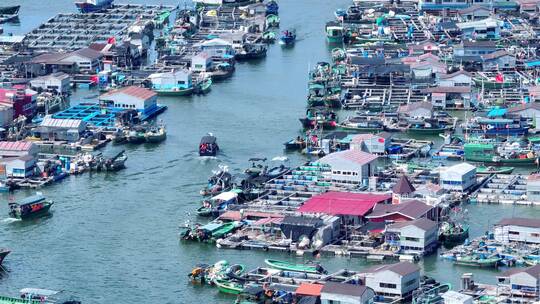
[0,1,536,303]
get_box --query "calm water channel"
[0,0,537,303]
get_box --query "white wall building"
[385,218,439,255]
[191,52,213,72]
[321,283,375,304]
[494,218,540,244]
[29,72,71,94]
[100,86,158,115]
[439,162,476,191]
[318,150,378,185]
[363,262,421,298]
[437,70,473,87]
[500,265,540,298]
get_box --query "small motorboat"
[284,137,307,151]
[126,128,146,144]
[265,14,280,28]
[105,150,128,171]
[265,0,279,16]
[199,133,219,157]
[476,166,514,175]
[264,259,327,274]
[262,31,276,43]
[8,194,54,220]
[279,29,296,46]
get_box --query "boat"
[262,31,276,43]
[235,43,267,60]
[126,129,146,144]
[523,255,540,266]
[264,259,326,274]
[326,22,344,44]
[431,144,464,161]
[476,166,514,175]
[0,5,20,15]
[299,108,338,129]
[200,166,233,196]
[453,255,500,267]
[211,222,239,239]
[265,14,280,28]
[197,191,238,217]
[279,29,296,46]
[194,77,212,95]
[199,133,219,157]
[331,48,346,62]
[284,137,307,151]
[465,117,529,137]
[338,116,385,132]
[148,70,194,96]
[464,143,538,165]
[440,222,469,247]
[105,150,128,171]
[214,279,244,295]
[406,119,453,135]
[0,248,10,265]
[74,0,113,13]
[209,62,235,81]
[144,125,167,143]
[265,0,279,15]
[0,288,81,304]
[8,194,53,220]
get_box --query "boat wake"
[2,218,21,224]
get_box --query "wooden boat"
[235,43,267,60]
[326,23,344,44]
[299,109,337,129]
[265,0,279,15]
[440,223,469,247]
[262,31,276,43]
[266,14,280,28]
[264,259,325,274]
[284,138,307,151]
[126,129,146,144]
[338,116,385,132]
[144,125,167,143]
[0,248,10,265]
[214,279,244,295]
[153,87,194,96]
[211,222,238,239]
[279,29,296,46]
[194,77,212,95]
[0,5,20,15]
[199,133,219,157]
[453,256,500,267]
[106,150,128,171]
[476,166,514,175]
[8,194,53,220]
[464,143,538,165]
[210,63,235,81]
[197,192,238,217]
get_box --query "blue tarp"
[487,108,507,117]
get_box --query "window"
[509,231,520,235]
[531,233,540,237]
[405,279,417,287]
[380,283,397,289]
[405,237,420,242]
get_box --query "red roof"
[218,210,285,221]
[296,283,324,296]
[100,86,156,100]
[319,150,378,166]
[0,141,34,152]
[298,192,392,216]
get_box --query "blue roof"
[18,194,46,206]
[487,108,507,117]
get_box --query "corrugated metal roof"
[41,115,83,128]
[299,192,391,216]
[318,150,378,167]
[0,141,34,152]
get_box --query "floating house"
[318,150,378,185]
[148,69,193,95]
[298,192,392,225]
[453,40,497,58]
[439,162,477,192]
[385,218,439,255]
[100,86,160,118]
[0,155,36,178]
[321,282,375,304]
[350,132,393,154]
[437,70,473,87]
[457,5,492,21]
[507,103,540,119]
[38,116,87,142]
[481,50,516,71]
[191,52,212,72]
[499,265,540,298]
[362,262,421,298]
[0,87,38,119]
[0,141,38,159]
[397,102,433,119]
[29,72,71,94]
[198,38,234,58]
[28,47,103,75]
[456,18,503,39]
[494,218,540,244]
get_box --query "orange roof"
[296,283,324,296]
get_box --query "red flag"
[495,73,504,83]
[107,36,116,45]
